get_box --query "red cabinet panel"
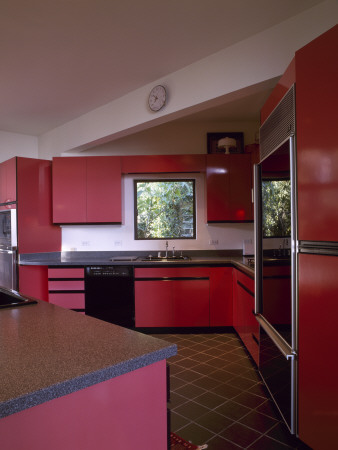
[17,158,61,253]
[0,157,16,206]
[52,156,122,224]
[121,154,206,174]
[52,157,87,223]
[260,58,296,125]
[135,280,174,327]
[206,154,253,222]
[48,280,85,291]
[209,267,233,326]
[86,157,122,223]
[296,25,338,242]
[49,293,85,309]
[233,269,258,365]
[298,253,338,450]
[172,280,209,327]
[48,268,84,278]
[19,265,49,302]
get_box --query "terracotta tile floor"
[154,332,311,449]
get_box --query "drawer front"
[48,280,85,291]
[135,267,210,278]
[49,293,85,309]
[48,268,84,278]
[236,270,254,293]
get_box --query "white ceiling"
[0,0,324,136]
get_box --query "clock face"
[148,85,166,111]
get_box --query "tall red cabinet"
[295,25,338,450]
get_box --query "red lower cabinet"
[233,269,259,365]
[18,265,49,302]
[48,268,85,312]
[134,266,233,328]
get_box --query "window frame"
[134,178,196,240]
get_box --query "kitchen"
[0,2,337,449]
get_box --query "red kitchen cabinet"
[52,156,122,224]
[296,25,338,242]
[48,268,85,312]
[19,265,49,302]
[135,280,173,327]
[233,269,258,365]
[298,253,338,450]
[209,267,233,326]
[206,154,253,222]
[134,267,210,327]
[17,158,61,254]
[121,154,206,174]
[0,157,16,207]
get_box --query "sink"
[140,255,191,262]
[0,290,37,309]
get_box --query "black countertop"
[0,298,176,419]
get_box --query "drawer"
[49,293,85,309]
[135,267,210,278]
[48,268,84,278]
[48,280,85,291]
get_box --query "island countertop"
[0,299,176,419]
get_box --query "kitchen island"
[0,297,176,450]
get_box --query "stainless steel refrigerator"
[254,85,297,434]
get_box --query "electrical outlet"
[114,240,122,247]
[81,241,90,246]
[209,239,219,245]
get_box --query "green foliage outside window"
[135,180,195,239]
[262,179,291,237]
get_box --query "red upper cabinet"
[296,25,338,242]
[206,154,253,222]
[53,156,122,224]
[0,157,17,208]
[17,157,61,253]
[121,154,206,174]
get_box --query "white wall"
[0,131,38,162]
[61,173,254,252]
[38,1,338,158]
[66,119,260,157]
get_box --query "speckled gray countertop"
[0,299,176,419]
[18,251,255,277]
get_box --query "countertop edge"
[1,344,177,419]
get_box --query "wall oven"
[0,209,17,291]
[254,85,297,434]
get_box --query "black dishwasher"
[85,266,135,328]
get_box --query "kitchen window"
[134,179,196,240]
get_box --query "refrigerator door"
[298,252,338,449]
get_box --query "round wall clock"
[148,85,167,111]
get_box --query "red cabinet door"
[0,158,17,208]
[173,279,209,327]
[134,280,173,327]
[17,158,61,253]
[121,154,206,174]
[53,157,87,223]
[86,156,122,223]
[296,25,338,242]
[298,253,338,450]
[209,267,232,326]
[206,154,253,222]
[53,156,122,224]
[206,154,230,222]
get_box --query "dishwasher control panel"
[85,266,133,277]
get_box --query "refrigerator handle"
[254,164,262,315]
